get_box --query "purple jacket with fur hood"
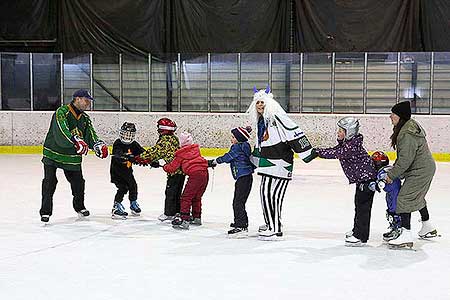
[316,134,376,184]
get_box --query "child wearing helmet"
[369,151,403,242]
[135,118,186,222]
[110,122,146,219]
[314,117,377,247]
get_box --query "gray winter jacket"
[387,119,436,213]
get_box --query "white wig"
[246,86,287,126]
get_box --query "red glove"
[93,141,108,159]
[71,135,89,155]
[133,155,150,166]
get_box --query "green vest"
[42,103,99,171]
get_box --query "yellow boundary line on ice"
[0,146,449,162]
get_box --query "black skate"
[130,201,141,216]
[112,202,128,220]
[77,209,90,219]
[189,217,202,226]
[383,227,401,242]
[172,215,189,230]
[230,222,248,228]
[41,215,50,223]
[228,227,248,238]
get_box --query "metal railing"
[1,52,449,114]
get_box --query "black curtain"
[0,0,449,55]
[420,0,450,51]
[294,0,422,52]
[0,0,56,52]
[57,0,289,60]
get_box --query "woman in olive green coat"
[385,101,438,248]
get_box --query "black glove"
[119,153,135,163]
[150,161,160,168]
[207,159,217,168]
[303,148,318,163]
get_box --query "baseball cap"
[73,89,94,101]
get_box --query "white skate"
[345,235,365,247]
[388,229,413,249]
[418,220,438,239]
[158,214,174,222]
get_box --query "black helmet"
[119,122,136,144]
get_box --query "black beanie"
[391,101,411,120]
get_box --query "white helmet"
[337,117,360,140]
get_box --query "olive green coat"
[387,119,436,213]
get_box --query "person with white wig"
[247,86,317,239]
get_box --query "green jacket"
[42,103,100,171]
[140,134,183,175]
[387,119,436,213]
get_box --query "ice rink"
[1,154,449,300]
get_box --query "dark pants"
[399,206,429,230]
[180,171,208,220]
[164,174,186,216]
[40,164,86,216]
[352,184,375,242]
[113,173,138,203]
[399,213,411,230]
[233,175,253,228]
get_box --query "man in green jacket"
[40,89,109,223]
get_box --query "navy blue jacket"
[378,168,401,213]
[216,142,254,180]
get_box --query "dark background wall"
[0,0,449,59]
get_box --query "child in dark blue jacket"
[369,151,402,242]
[210,126,254,237]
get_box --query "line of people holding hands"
[40,88,439,249]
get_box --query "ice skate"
[129,201,141,216]
[228,227,248,238]
[111,202,128,219]
[345,230,353,238]
[258,224,269,232]
[388,229,413,249]
[345,235,365,247]
[77,209,90,219]
[158,214,174,222]
[189,217,202,226]
[172,216,189,230]
[382,226,401,242]
[418,220,438,239]
[41,215,50,223]
[258,229,283,241]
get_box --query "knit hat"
[231,126,252,143]
[391,101,411,120]
[179,132,193,147]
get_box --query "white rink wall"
[0,111,449,153]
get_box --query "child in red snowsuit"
[162,132,209,230]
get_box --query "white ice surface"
[0,155,449,300]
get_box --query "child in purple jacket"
[315,117,377,247]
